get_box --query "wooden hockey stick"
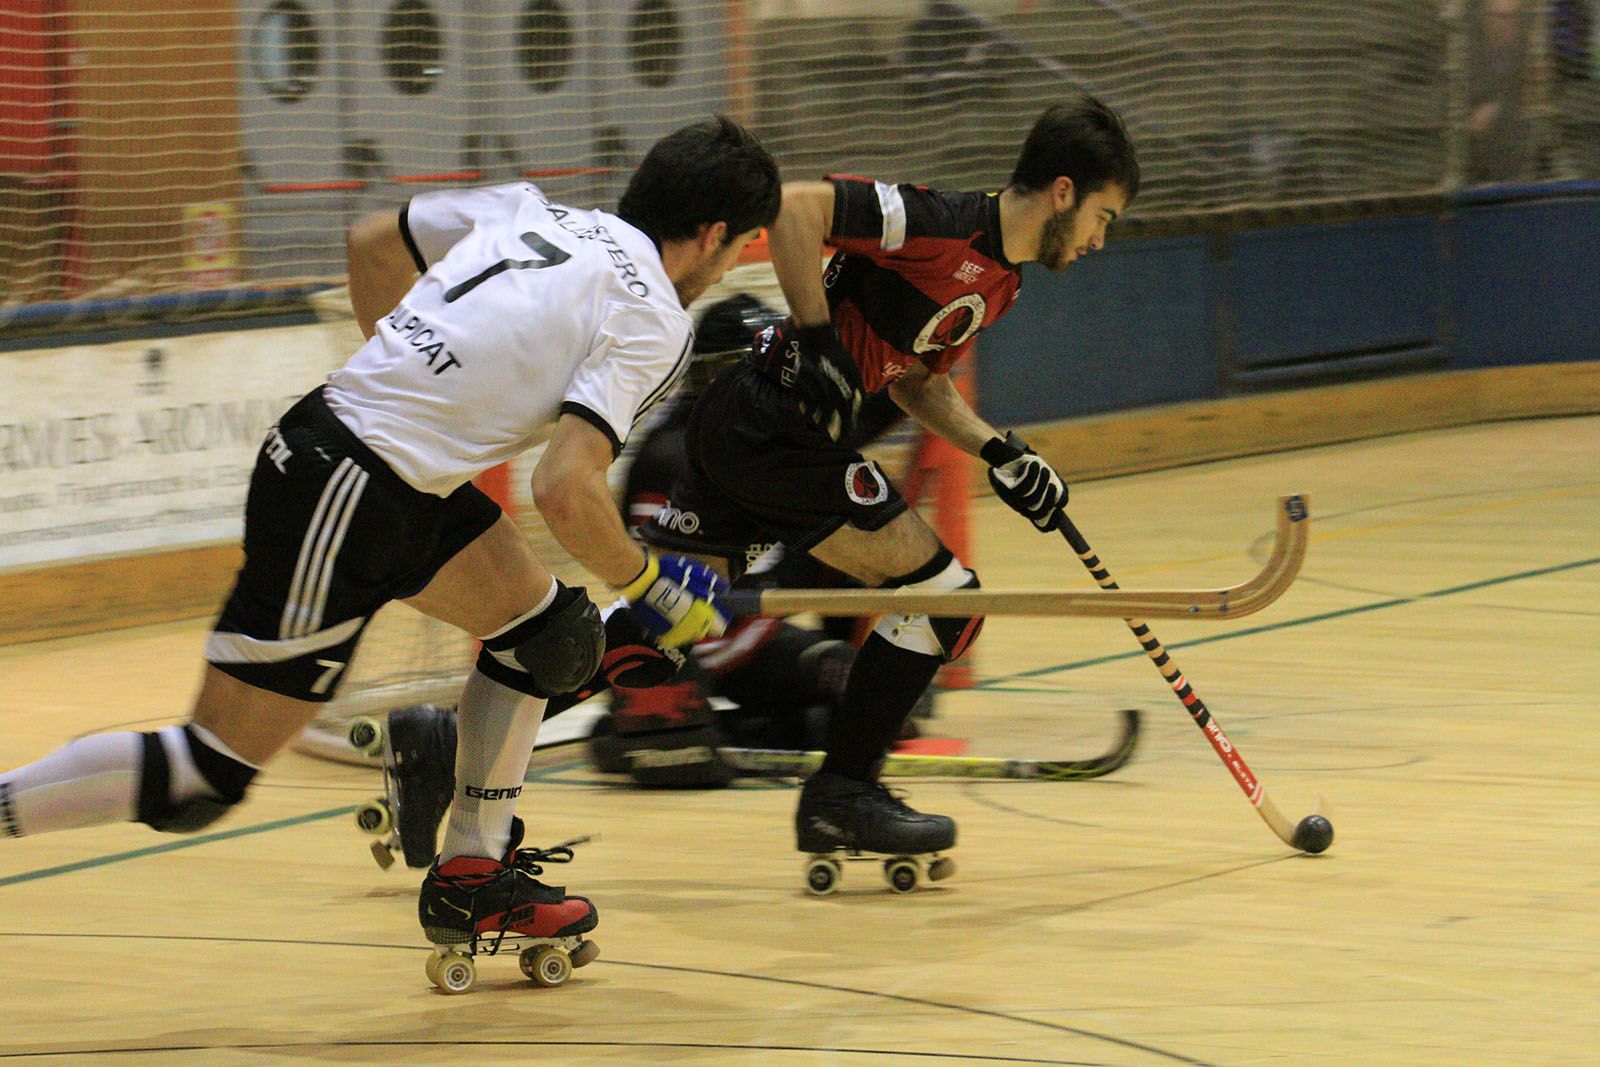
[720,708,1141,781]
[1057,501,1332,853]
[724,495,1309,621]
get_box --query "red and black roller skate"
[416,817,599,993]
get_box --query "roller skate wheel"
[521,945,573,988]
[369,838,396,870]
[884,858,920,894]
[432,952,476,994]
[424,949,446,985]
[355,798,392,835]
[927,856,956,882]
[570,939,600,968]
[805,856,842,896]
[347,716,384,756]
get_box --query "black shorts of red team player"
[639,361,908,580]
[206,386,501,702]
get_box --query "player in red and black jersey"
[641,94,1139,863]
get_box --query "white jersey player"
[0,117,781,987]
[327,180,694,496]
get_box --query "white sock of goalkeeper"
[0,724,241,838]
[439,668,547,864]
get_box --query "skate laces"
[869,781,920,814]
[508,835,588,879]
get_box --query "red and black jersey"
[824,176,1021,393]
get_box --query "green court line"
[978,554,1600,685]
[0,805,354,887]
[5,553,1595,887]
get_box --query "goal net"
[4,2,1587,323]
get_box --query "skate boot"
[794,770,957,896]
[417,817,599,994]
[351,704,457,869]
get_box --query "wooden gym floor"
[1,414,1596,1065]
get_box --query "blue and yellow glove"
[621,553,732,649]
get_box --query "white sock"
[1,732,142,836]
[438,669,546,863]
[0,725,242,839]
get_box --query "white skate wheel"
[347,716,383,756]
[434,952,476,994]
[522,945,572,987]
[424,949,446,985]
[884,858,919,893]
[805,856,841,896]
[354,798,391,835]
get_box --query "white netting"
[4,2,1594,327]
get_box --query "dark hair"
[1008,94,1140,203]
[617,116,782,243]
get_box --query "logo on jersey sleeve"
[912,294,987,354]
[845,461,889,505]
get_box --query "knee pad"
[136,724,257,834]
[477,583,605,697]
[871,548,984,664]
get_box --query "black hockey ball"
[1292,814,1334,854]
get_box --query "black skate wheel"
[347,716,383,756]
[355,798,391,835]
[433,952,476,994]
[571,940,600,968]
[927,856,956,882]
[884,858,919,893]
[805,856,841,896]
[521,945,572,987]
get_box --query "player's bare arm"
[346,210,420,340]
[533,413,651,589]
[767,180,836,326]
[888,364,999,457]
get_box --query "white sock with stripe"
[438,669,548,864]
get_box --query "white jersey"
[325,182,694,496]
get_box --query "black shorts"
[639,362,907,578]
[207,387,502,701]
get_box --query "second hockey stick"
[718,708,1141,781]
[1057,498,1333,853]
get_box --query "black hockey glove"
[758,320,864,443]
[982,431,1067,532]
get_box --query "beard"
[1036,201,1080,272]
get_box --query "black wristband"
[980,435,1023,467]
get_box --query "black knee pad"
[477,583,605,697]
[878,548,985,664]
[928,569,983,663]
[136,725,257,834]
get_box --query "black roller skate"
[794,770,956,896]
[349,704,457,869]
[417,817,599,994]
